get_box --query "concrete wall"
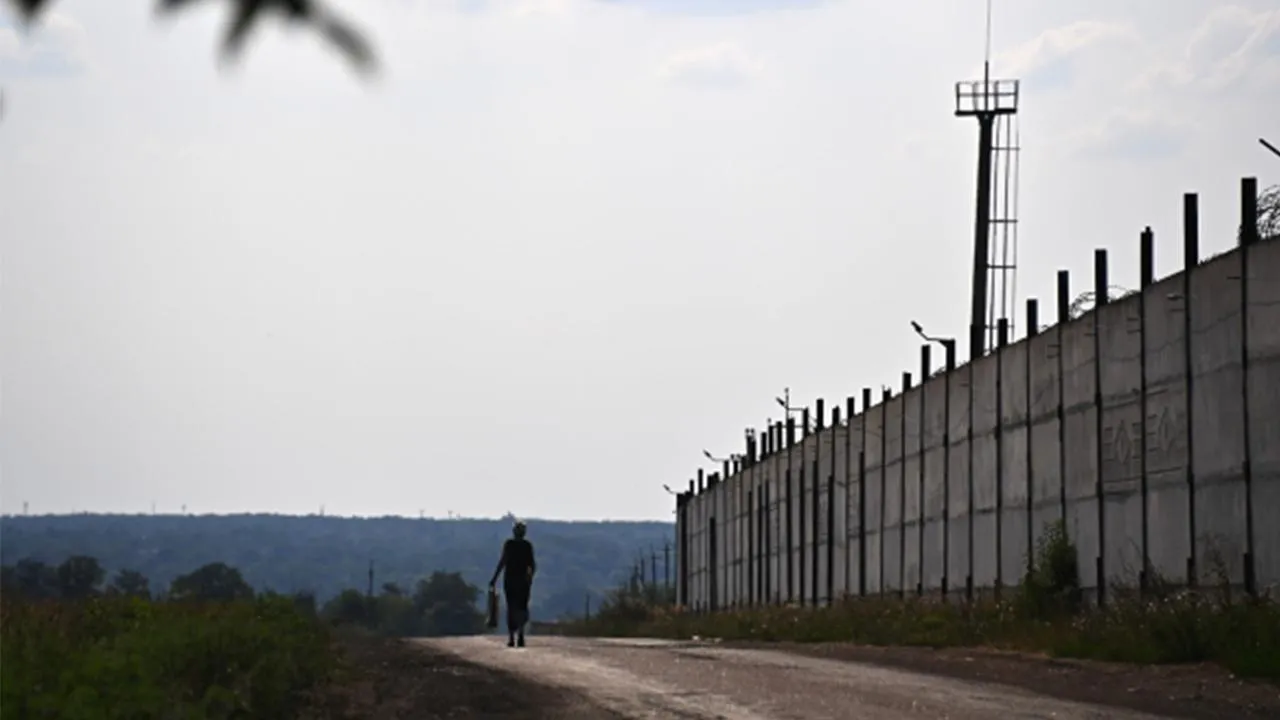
[677,233,1280,610]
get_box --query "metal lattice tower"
[955,1,1021,359]
[987,111,1021,350]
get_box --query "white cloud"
[1139,5,1280,93]
[508,0,577,19]
[0,9,90,77]
[988,20,1138,88]
[656,41,764,86]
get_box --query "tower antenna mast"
[955,0,1021,359]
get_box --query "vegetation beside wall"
[559,521,1280,682]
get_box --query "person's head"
[512,520,527,539]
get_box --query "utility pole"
[584,592,592,620]
[650,546,658,592]
[367,560,375,599]
[663,541,671,594]
[776,388,810,432]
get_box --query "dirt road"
[418,636,1178,719]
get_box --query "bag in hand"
[486,586,500,629]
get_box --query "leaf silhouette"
[6,0,376,76]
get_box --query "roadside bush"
[1,594,337,719]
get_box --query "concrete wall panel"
[816,430,834,603]
[716,482,727,610]
[1061,316,1099,593]
[832,425,850,599]
[799,437,816,603]
[691,493,703,609]
[732,469,747,606]
[1189,251,1248,586]
[799,436,815,602]
[883,395,905,593]
[768,453,783,603]
[1000,341,1030,586]
[903,386,924,594]
[742,473,750,605]
[1028,328,1064,547]
[865,404,885,594]
[971,354,999,589]
[1098,295,1145,588]
[828,427,847,600]
[947,365,972,592]
[785,448,800,603]
[1247,239,1280,592]
[1001,423,1030,585]
[922,375,948,592]
[694,495,702,609]
[847,413,866,596]
[1145,274,1191,584]
[732,476,742,604]
[763,459,777,603]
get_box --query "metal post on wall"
[919,345,931,597]
[1240,176,1258,597]
[965,322,977,602]
[881,386,891,595]
[800,406,811,606]
[942,342,956,599]
[1057,270,1071,529]
[1139,226,1154,594]
[812,401,823,606]
[861,388,872,597]
[721,459,731,607]
[748,486,755,607]
[900,371,911,599]
[1025,298,1039,579]
[1183,192,1199,587]
[1094,248,1109,607]
[785,416,796,604]
[996,317,1008,598]
[845,395,857,600]
[828,403,840,604]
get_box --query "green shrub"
[1,594,337,719]
[1014,520,1082,620]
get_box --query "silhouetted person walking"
[489,519,536,647]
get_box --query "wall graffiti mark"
[1100,402,1186,481]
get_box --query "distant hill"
[0,514,675,621]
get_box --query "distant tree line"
[0,554,487,637]
[0,514,675,621]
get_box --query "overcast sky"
[1,0,1276,521]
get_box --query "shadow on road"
[300,630,611,719]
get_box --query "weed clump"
[1014,520,1082,620]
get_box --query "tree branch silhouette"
[7,0,376,76]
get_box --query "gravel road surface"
[418,636,1174,719]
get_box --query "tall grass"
[1,594,337,719]
[562,521,1280,682]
